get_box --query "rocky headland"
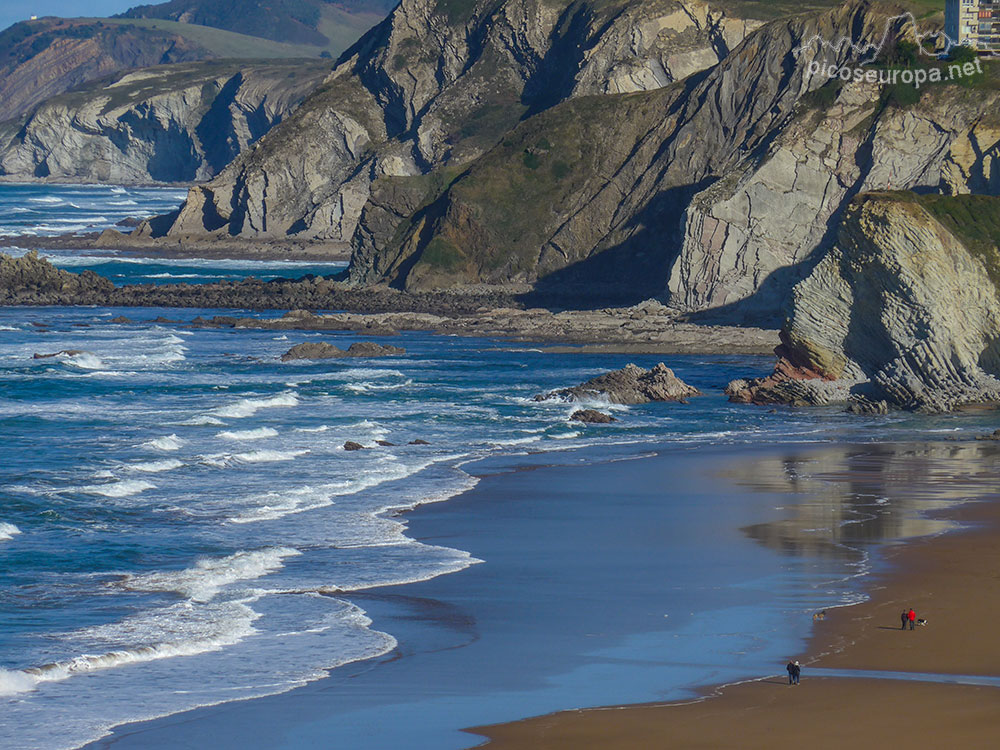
[0,60,332,184]
[117,0,995,318]
[728,193,1000,413]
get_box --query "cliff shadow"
[517,179,715,311]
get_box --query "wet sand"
[472,494,1000,748]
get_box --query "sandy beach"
[75,440,1000,750]
[473,485,1000,748]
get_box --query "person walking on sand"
[786,660,801,685]
[901,609,908,630]
[908,608,917,630]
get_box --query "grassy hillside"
[917,194,1000,288]
[100,4,383,59]
[95,17,327,59]
[117,0,387,50]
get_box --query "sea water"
[0,183,348,283]
[1,184,998,749]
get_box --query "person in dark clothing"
[786,660,801,685]
[901,610,909,630]
[908,608,917,630]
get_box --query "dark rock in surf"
[536,363,699,405]
[34,349,86,359]
[281,341,406,361]
[343,441,365,451]
[570,409,616,423]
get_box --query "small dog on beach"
[916,618,928,626]
[812,611,827,621]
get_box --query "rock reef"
[538,363,699,405]
[280,341,405,360]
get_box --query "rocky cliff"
[0,19,210,124]
[667,72,1000,321]
[347,0,923,300]
[0,60,330,183]
[152,0,995,312]
[730,192,1000,412]
[142,0,764,245]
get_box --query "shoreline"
[0,232,353,263]
[471,473,1000,748]
[78,439,999,750]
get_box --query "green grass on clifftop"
[916,194,1000,289]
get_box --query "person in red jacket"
[907,608,916,630]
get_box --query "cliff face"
[147,0,762,244]
[347,1,908,297]
[667,81,1000,321]
[0,60,330,184]
[736,193,1000,412]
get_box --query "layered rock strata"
[728,193,1000,412]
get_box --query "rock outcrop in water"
[538,363,699,404]
[280,341,405,360]
[0,60,330,183]
[0,251,114,305]
[728,193,1000,413]
[570,409,616,423]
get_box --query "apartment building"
[946,0,1000,51]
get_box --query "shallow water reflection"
[722,443,1000,558]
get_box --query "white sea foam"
[491,435,543,447]
[121,548,300,602]
[0,668,38,696]
[217,427,279,441]
[344,379,414,393]
[178,415,226,426]
[143,434,185,451]
[295,425,329,433]
[128,459,183,473]
[28,196,63,204]
[58,352,106,370]
[200,449,309,468]
[212,392,298,419]
[30,223,91,233]
[0,522,21,541]
[80,479,156,498]
[234,449,309,463]
[0,599,261,696]
[227,454,464,525]
[551,431,582,440]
